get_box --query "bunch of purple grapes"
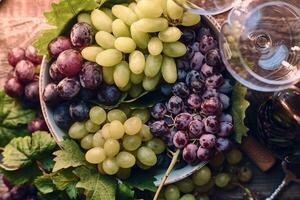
[150,23,234,164]
[43,22,122,130]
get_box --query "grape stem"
[153,149,181,200]
[233,182,257,200]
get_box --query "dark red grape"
[193,114,202,121]
[218,122,233,137]
[187,93,202,109]
[199,35,217,54]
[173,131,188,149]
[70,22,93,48]
[79,62,102,89]
[43,83,60,105]
[183,144,198,163]
[219,113,233,123]
[48,36,73,57]
[203,116,220,134]
[25,81,39,102]
[25,46,42,64]
[4,77,24,97]
[201,96,222,116]
[56,49,83,77]
[7,47,25,66]
[206,74,224,89]
[205,49,222,67]
[160,83,173,96]
[189,119,204,138]
[201,63,214,77]
[191,52,204,71]
[27,118,48,133]
[1,192,11,200]
[174,112,192,129]
[150,120,169,136]
[197,27,212,41]
[219,79,233,94]
[185,70,204,87]
[167,95,184,115]
[181,28,196,44]
[97,85,121,105]
[49,62,64,82]
[57,78,80,100]
[79,88,95,101]
[172,82,190,98]
[176,59,190,70]
[151,103,167,119]
[69,101,89,121]
[219,93,230,110]
[199,134,216,149]
[177,69,187,82]
[197,147,213,161]
[215,138,232,152]
[191,79,205,94]
[15,60,36,83]
[54,103,72,129]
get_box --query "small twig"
[36,161,47,174]
[233,182,256,200]
[153,149,180,200]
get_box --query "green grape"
[116,167,131,180]
[114,37,136,53]
[139,124,153,141]
[129,50,146,74]
[163,42,187,58]
[97,163,106,174]
[85,147,106,164]
[91,9,113,32]
[80,134,94,150]
[137,146,157,166]
[112,19,131,37]
[132,3,143,19]
[85,120,100,133]
[164,185,180,200]
[129,84,143,98]
[161,56,177,83]
[175,177,194,193]
[195,179,214,193]
[107,109,127,123]
[134,18,168,33]
[102,67,115,85]
[158,27,182,43]
[112,5,138,26]
[160,0,168,16]
[104,139,120,157]
[89,106,106,125]
[109,120,125,139]
[124,117,143,135]
[130,23,150,49]
[136,0,163,18]
[136,160,151,170]
[130,72,144,84]
[123,134,142,151]
[192,166,212,186]
[119,82,132,92]
[226,148,242,165]
[81,46,103,62]
[101,7,115,20]
[144,54,163,78]
[179,194,196,200]
[113,61,130,88]
[148,37,163,56]
[102,158,119,175]
[166,0,183,20]
[95,31,116,49]
[96,49,123,67]
[237,166,253,183]
[93,131,105,147]
[101,123,111,139]
[146,138,166,154]
[118,104,131,117]
[142,73,161,91]
[209,152,225,168]
[77,13,92,25]
[131,109,150,123]
[69,122,88,139]
[128,2,137,11]
[116,151,136,168]
[215,173,231,188]
[181,11,201,26]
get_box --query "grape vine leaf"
[33,0,99,56]
[2,131,56,169]
[52,140,89,172]
[52,168,79,190]
[34,174,56,194]
[230,83,250,143]
[73,166,117,200]
[124,169,157,192]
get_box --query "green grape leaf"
[73,166,117,200]
[52,140,88,172]
[52,168,79,190]
[65,184,80,200]
[40,157,56,172]
[2,131,56,169]
[230,83,250,143]
[124,169,157,192]
[35,174,56,194]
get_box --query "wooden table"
[0,0,300,199]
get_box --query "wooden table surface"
[1,0,300,199]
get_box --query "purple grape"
[190,42,200,52]
[182,46,195,60]
[215,138,232,152]
[151,103,167,119]
[199,134,216,149]
[202,89,218,100]
[15,60,36,83]
[203,116,220,134]
[150,120,169,136]
[193,114,202,121]
[218,122,233,137]
[56,49,83,77]
[206,74,224,89]
[197,27,212,41]
[183,144,198,163]
[219,93,230,110]
[164,115,174,126]
[199,35,217,54]
[7,47,25,67]
[70,22,93,48]
[25,46,42,64]
[173,131,188,149]
[4,77,24,97]
[188,119,204,138]
[79,62,102,89]
[191,79,205,94]
[57,78,80,100]
[205,49,222,67]
[174,112,193,130]
[25,81,39,102]
[97,85,121,105]
[165,129,176,148]
[190,52,204,71]
[69,101,89,121]
[197,147,213,161]
[219,79,233,94]
[1,192,11,200]
[49,62,64,82]
[187,93,202,109]
[219,113,233,123]
[27,118,48,133]
[181,28,196,44]
[54,103,72,129]
[176,59,190,70]
[201,96,222,116]
[79,88,95,101]
[201,63,214,77]
[43,83,60,105]
[177,69,187,82]
[160,83,173,96]
[167,95,184,115]
[172,82,190,98]
[48,36,73,57]
[185,70,204,87]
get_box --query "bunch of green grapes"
[68,105,166,178]
[78,0,200,97]
[158,148,253,200]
